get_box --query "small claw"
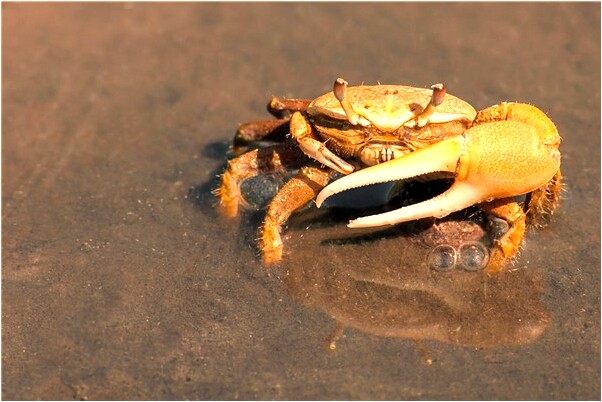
[290,110,355,175]
[298,136,355,174]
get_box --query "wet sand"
[2,3,600,400]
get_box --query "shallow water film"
[3,3,600,400]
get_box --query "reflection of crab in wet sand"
[215,78,562,271]
[281,220,551,349]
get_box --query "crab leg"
[268,97,312,118]
[260,166,335,264]
[233,119,291,152]
[215,142,308,218]
[479,198,527,272]
[316,102,561,229]
[233,97,314,150]
[525,169,563,226]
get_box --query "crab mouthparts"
[315,135,484,228]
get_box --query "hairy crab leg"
[268,97,312,118]
[233,119,290,152]
[215,142,308,218]
[233,97,314,151]
[478,198,527,273]
[260,166,335,264]
[290,111,355,175]
[525,169,563,227]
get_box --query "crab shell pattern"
[215,78,562,272]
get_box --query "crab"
[215,78,562,271]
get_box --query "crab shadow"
[288,204,492,250]
[279,205,550,349]
[187,141,267,245]
[187,141,231,215]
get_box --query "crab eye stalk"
[333,78,360,125]
[430,83,446,106]
[414,83,447,128]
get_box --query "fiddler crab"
[215,78,562,272]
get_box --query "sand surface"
[3,3,600,399]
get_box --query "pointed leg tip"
[347,216,379,229]
[347,220,361,228]
[315,194,326,208]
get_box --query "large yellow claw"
[316,102,561,229]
